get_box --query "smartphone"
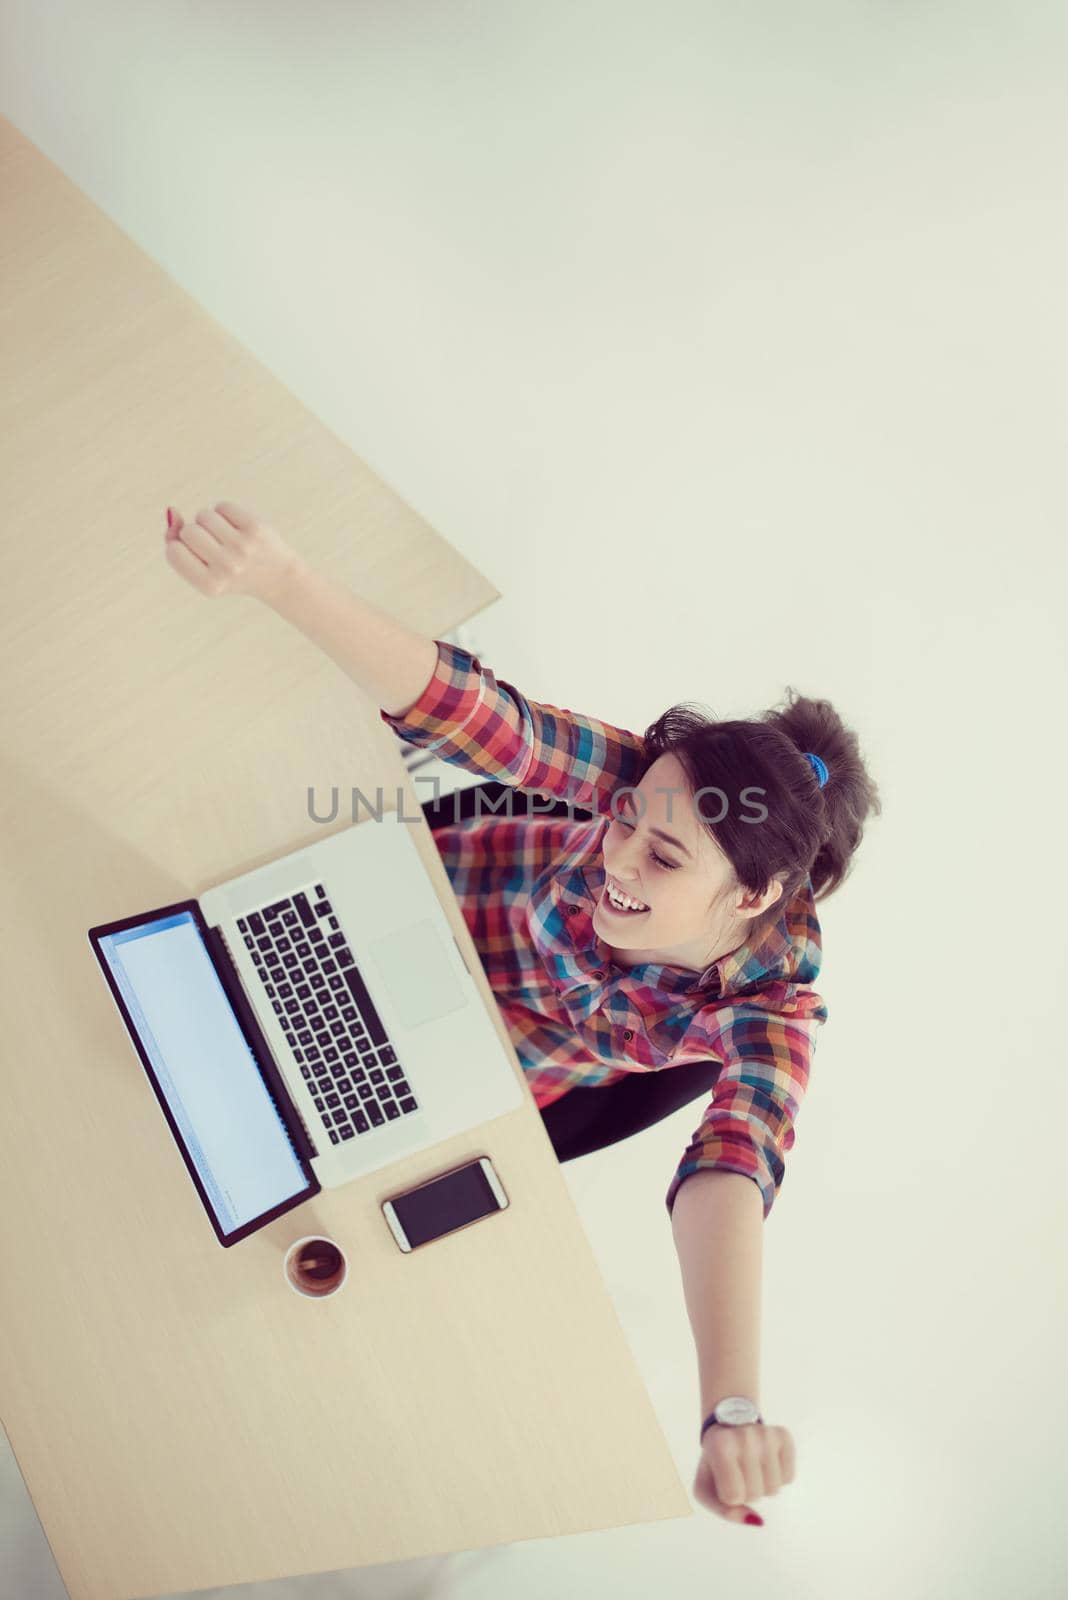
[381,1156,509,1253]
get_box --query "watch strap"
[700,1408,764,1441]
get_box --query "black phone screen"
[386,1159,505,1249]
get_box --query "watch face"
[716,1396,758,1425]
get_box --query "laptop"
[87,811,523,1248]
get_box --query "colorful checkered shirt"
[380,640,828,1221]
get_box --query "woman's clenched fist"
[164,501,300,606]
[692,1421,795,1526]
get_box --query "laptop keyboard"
[237,883,420,1147]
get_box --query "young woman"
[164,499,882,1529]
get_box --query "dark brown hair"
[639,686,882,930]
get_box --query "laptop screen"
[93,909,314,1242]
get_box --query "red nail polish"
[745,1512,763,1526]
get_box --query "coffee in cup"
[283,1235,348,1298]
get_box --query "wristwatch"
[700,1395,764,1442]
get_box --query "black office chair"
[420,778,719,1164]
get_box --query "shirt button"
[592,970,604,979]
[624,1029,633,1040]
[566,905,579,916]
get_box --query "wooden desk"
[0,118,689,1600]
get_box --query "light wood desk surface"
[0,118,689,1600]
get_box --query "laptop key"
[379,1046,397,1066]
[384,1102,400,1121]
[399,1097,417,1113]
[367,1103,384,1127]
[341,966,387,1046]
[385,1065,404,1083]
[353,1110,369,1133]
[339,1125,355,1140]
[343,1093,359,1110]
[329,1128,341,1145]
[248,913,265,937]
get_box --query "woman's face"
[593,752,777,971]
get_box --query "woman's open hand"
[164,501,300,606]
[692,1421,795,1525]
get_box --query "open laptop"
[88,810,523,1248]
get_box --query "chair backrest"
[420,779,719,1162]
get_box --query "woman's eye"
[612,815,678,871]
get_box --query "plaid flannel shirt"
[380,640,828,1220]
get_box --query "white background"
[2,2,1065,1596]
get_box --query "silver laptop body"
[198,812,523,1189]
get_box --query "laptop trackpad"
[367,919,467,1031]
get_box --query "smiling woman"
[595,750,783,974]
[164,506,883,1527]
[597,699,881,978]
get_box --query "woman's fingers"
[212,500,255,532]
[162,498,297,603]
[194,506,243,548]
[164,532,216,593]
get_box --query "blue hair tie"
[803,751,829,789]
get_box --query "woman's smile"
[601,879,651,917]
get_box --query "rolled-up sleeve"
[380,639,644,814]
[664,1005,824,1223]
